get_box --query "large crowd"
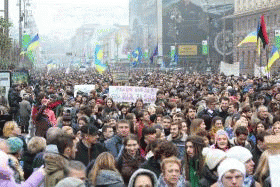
[1,68,280,187]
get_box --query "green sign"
[202,40,208,55]
[275,30,280,50]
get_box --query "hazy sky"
[1,0,129,39]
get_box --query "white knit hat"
[202,147,226,170]
[226,146,252,164]
[218,158,246,181]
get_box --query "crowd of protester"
[1,68,280,187]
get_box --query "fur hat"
[203,147,226,170]
[218,158,246,181]
[226,146,252,164]
[6,137,23,154]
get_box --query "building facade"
[234,0,280,76]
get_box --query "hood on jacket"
[157,174,188,187]
[44,153,69,175]
[95,169,124,187]
[128,169,158,187]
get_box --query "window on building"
[267,16,270,26]
[248,51,251,68]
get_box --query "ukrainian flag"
[265,46,279,72]
[95,45,107,73]
[27,34,40,51]
[131,47,142,67]
[238,31,257,47]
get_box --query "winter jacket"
[75,140,107,167]
[117,150,145,185]
[22,151,38,179]
[0,150,45,187]
[32,105,52,138]
[157,174,189,187]
[140,156,161,178]
[128,169,158,187]
[200,165,218,187]
[8,154,25,183]
[197,108,220,130]
[105,135,123,158]
[44,153,69,187]
[251,112,273,129]
[89,169,124,187]
[166,133,187,159]
[229,137,253,152]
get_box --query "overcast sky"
[1,0,129,39]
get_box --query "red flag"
[257,15,269,48]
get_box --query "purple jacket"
[0,150,45,187]
[0,168,44,187]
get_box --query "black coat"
[117,150,145,185]
[140,156,161,178]
[197,108,220,130]
[75,140,107,167]
[200,165,218,187]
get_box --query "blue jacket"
[104,135,123,158]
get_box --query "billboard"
[162,0,234,70]
[178,45,198,56]
[129,0,234,70]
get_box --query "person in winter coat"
[157,156,189,187]
[166,122,187,159]
[141,140,178,178]
[22,136,46,179]
[200,148,226,187]
[183,135,206,187]
[88,152,124,187]
[226,146,261,187]
[44,133,77,187]
[32,92,52,138]
[117,134,145,185]
[75,125,107,166]
[128,168,158,187]
[212,158,246,187]
[19,94,31,133]
[0,150,46,187]
[105,120,130,158]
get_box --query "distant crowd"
[1,68,280,187]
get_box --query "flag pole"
[265,45,270,79]
[259,43,262,77]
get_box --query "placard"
[109,86,158,103]
[74,85,95,97]
[178,45,197,56]
[0,71,11,101]
[269,154,280,187]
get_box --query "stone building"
[233,0,280,75]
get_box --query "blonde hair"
[27,136,47,154]
[190,118,204,136]
[272,121,280,135]
[3,121,18,138]
[62,126,74,135]
[88,152,120,186]
[254,149,280,185]
[161,156,181,173]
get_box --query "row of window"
[236,49,268,68]
[235,0,279,12]
[235,13,279,32]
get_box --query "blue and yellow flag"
[95,45,107,73]
[237,31,258,47]
[265,46,279,72]
[27,34,40,51]
[131,47,142,67]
